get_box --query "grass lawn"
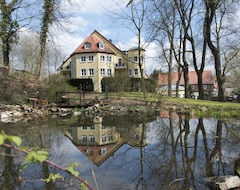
[107,92,240,112]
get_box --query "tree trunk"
[204,1,225,102]
[38,0,54,81]
[138,29,147,100]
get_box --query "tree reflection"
[0,146,21,189]
[1,113,240,189]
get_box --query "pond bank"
[1,97,239,123]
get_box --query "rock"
[73,111,81,116]
[1,111,23,123]
[207,175,240,190]
[50,106,58,112]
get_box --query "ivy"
[25,148,48,163]
[46,173,64,183]
[0,130,22,146]
[0,131,94,190]
[66,162,80,177]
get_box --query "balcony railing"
[60,66,71,71]
[115,63,127,69]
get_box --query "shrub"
[44,74,77,103]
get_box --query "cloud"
[76,0,126,15]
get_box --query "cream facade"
[58,30,145,92]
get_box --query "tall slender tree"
[0,0,20,71]
[38,0,55,81]
[203,0,240,101]
[126,0,149,99]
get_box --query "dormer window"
[98,42,104,49]
[84,42,91,49]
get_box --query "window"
[102,136,107,142]
[82,136,87,142]
[82,126,87,130]
[81,56,86,62]
[100,55,105,62]
[107,56,112,62]
[88,55,94,62]
[99,42,104,49]
[86,148,93,156]
[134,68,138,75]
[84,43,91,49]
[100,68,105,76]
[203,85,207,89]
[102,126,106,129]
[109,135,113,141]
[118,58,122,64]
[81,69,86,76]
[100,148,107,155]
[134,56,138,62]
[129,69,132,76]
[89,69,94,76]
[89,136,95,142]
[135,134,140,140]
[90,125,95,130]
[107,69,112,76]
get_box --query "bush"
[44,74,77,103]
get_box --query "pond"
[1,111,240,190]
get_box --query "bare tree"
[19,32,40,74]
[203,0,240,101]
[148,0,178,97]
[126,0,150,99]
[108,0,151,99]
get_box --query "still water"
[1,111,240,190]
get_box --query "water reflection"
[65,116,147,166]
[64,113,240,189]
[1,113,240,189]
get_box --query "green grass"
[107,91,240,111]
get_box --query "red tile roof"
[71,30,116,55]
[158,70,214,86]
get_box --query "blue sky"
[49,0,160,74]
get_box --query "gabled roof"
[158,70,214,86]
[71,30,122,55]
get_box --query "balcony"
[115,63,127,69]
[60,66,71,71]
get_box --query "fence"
[56,91,103,107]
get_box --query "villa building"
[158,70,217,99]
[58,30,145,92]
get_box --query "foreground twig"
[2,143,94,190]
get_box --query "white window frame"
[100,148,107,155]
[99,42,104,49]
[84,43,91,49]
[89,68,94,76]
[89,136,95,142]
[86,148,93,156]
[88,55,94,62]
[100,55,105,62]
[100,68,105,76]
[134,68,138,75]
[81,69,86,76]
[107,56,112,62]
[102,136,107,143]
[107,69,111,76]
[134,56,138,62]
[82,135,87,142]
[80,56,86,62]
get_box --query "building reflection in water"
[65,116,146,166]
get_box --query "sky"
[48,0,161,74]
